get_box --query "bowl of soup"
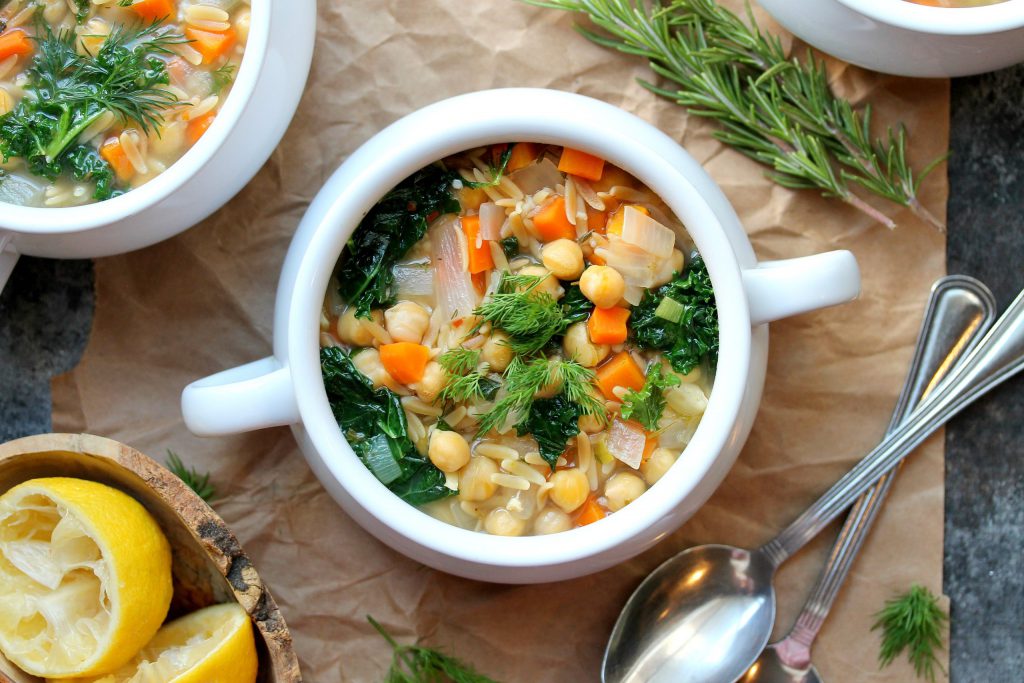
[0,0,315,292]
[180,88,861,583]
[759,0,1024,77]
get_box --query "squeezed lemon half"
[51,603,259,683]
[0,477,173,678]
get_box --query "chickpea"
[666,384,708,418]
[533,507,573,535]
[149,121,186,158]
[518,265,563,300]
[481,331,514,372]
[414,361,447,403]
[351,349,401,392]
[641,448,678,486]
[337,308,384,347]
[605,473,647,512]
[549,469,590,513]
[578,411,606,434]
[42,0,67,25]
[671,249,685,275]
[484,508,527,537]
[579,265,626,309]
[428,430,471,473]
[458,457,499,502]
[235,7,252,43]
[562,322,610,368]
[385,301,430,344]
[541,239,586,280]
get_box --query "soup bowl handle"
[181,357,299,436]
[742,250,861,326]
[0,233,19,296]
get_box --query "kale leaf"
[620,363,681,431]
[321,347,455,505]
[630,255,718,375]
[336,165,460,318]
[500,236,520,260]
[516,392,581,470]
[561,282,595,325]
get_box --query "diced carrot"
[0,30,33,61]
[586,205,608,234]
[531,196,576,242]
[471,271,488,297]
[558,147,606,182]
[461,215,494,275]
[126,0,177,22]
[99,137,135,184]
[186,112,216,146]
[596,352,646,400]
[606,204,649,237]
[507,142,539,172]
[379,342,431,385]
[185,26,237,64]
[576,495,607,526]
[588,306,631,345]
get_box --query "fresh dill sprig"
[476,357,604,437]
[524,0,945,230]
[165,451,217,502]
[211,63,237,95]
[471,273,567,354]
[461,145,514,189]
[872,584,948,681]
[438,348,481,376]
[368,616,501,683]
[437,348,500,402]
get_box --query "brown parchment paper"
[50,1,951,681]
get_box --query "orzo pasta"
[320,143,718,536]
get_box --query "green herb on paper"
[620,363,680,430]
[166,451,217,502]
[631,254,717,375]
[525,0,945,230]
[321,347,454,505]
[872,584,948,681]
[337,165,460,318]
[0,21,186,200]
[368,616,500,683]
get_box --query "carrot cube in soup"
[532,196,576,242]
[507,142,539,172]
[461,215,494,275]
[558,147,606,182]
[588,306,631,345]
[379,342,431,385]
[596,351,646,400]
[100,138,135,184]
[0,30,33,61]
[575,496,607,526]
[127,0,177,22]
[186,112,216,146]
[185,27,237,64]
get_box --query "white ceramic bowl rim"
[0,0,270,234]
[838,0,1024,34]
[285,90,754,569]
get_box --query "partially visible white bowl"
[760,0,1024,77]
[0,0,316,291]
[181,88,861,584]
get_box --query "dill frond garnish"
[165,451,217,502]
[471,273,567,354]
[524,0,945,230]
[368,616,500,683]
[872,584,948,681]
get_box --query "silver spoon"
[604,278,1024,683]
[741,275,996,683]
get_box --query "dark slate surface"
[1,64,1022,680]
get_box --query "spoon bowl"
[604,545,776,683]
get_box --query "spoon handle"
[776,276,996,660]
[762,279,1024,567]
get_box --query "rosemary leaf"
[872,584,949,681]
[525,0,945,230]
[165,451,217,502]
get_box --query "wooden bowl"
[0,434,301,683]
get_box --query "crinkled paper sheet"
[51,1,950,680]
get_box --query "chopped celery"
[593,437,615,465]
[654,296,685,324]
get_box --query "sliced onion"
[604,418,647,470]
[622,207,676,258]
[392,262,435,297]
[430,215,478,320]
[659,420,696,449]
[0,174,45,207]
[598,240,661,288]
[479,202,504,241]
[509,158,563,195]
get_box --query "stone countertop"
[2,65,1022,681]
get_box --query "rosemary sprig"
[368,616,501,683]
[166,451,217,502]
[872,584,948,681]
[525,0,945,230]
